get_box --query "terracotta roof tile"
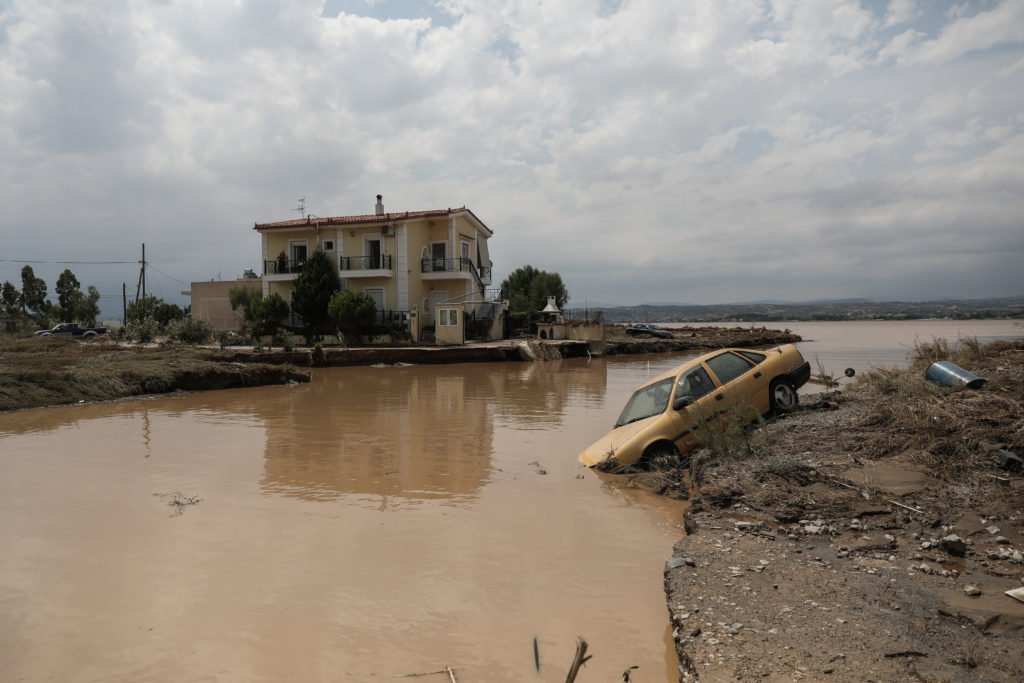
[253,207,492,233]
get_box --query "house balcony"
[264,259,305,278]
[340,255,393,279]
[421,258,492,285]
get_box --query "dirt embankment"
[0,336,310,412]
[604,325,802,356]
[657,339,1024,681]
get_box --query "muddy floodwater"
[1,320,1021,682]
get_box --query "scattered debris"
[924,360,987,389]
[995,449,1023,473]
[154,492,202,517]
[564,637,592,683]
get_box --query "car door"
[668,364,724,454]
[703,351,768,421]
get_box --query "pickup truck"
[35,323,108,339]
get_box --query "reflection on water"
[253,361,609,504]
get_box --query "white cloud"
[0,0,1022,310]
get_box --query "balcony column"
[448,216,456,264]
[396,222,408,311]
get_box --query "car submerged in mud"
[579,344,810,472]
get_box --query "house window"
[323,239,334,252]
[438,307,460,327]
[461,241,470,263]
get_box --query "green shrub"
[128,317,161,343]
[167,317,213,345]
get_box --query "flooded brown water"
[2,320,1021,682]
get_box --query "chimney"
[375,194,384,216]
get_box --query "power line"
[0,258,137,264]
[146,262,190,288]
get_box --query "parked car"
[579,344,810,472]
[625,323,673,339]
[35,323,108,339]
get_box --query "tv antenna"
[294,197,306,219]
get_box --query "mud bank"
[605,325,802,355]
[660,340,1024,681]
[225,325,803,366]
[0,336,309,412]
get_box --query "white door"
[428,290,448,326]
[364,287,385,311]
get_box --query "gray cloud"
[1,0,1022,316]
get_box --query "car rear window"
[736,350,767,364]
[705,352,754,385]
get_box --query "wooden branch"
[565,637,592,683]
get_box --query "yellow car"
[579,344,810,472]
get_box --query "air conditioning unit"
[381,225,393,236]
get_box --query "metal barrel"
[925,361,987,390]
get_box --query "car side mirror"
[674,396,692,410]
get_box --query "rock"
[987,526,1001,535]
[964,585,982,596]
[996,536,1010,545]
[666,557,689,569]
[940,534,967,557]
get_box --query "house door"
[364,287,385,312]
[366,238,382,269]
[430,242,446,271]
[290,242,308,271]
[428,290,448,326]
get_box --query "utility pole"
[135,243,146,304]
[122,283,127,326]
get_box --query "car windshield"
[615,377,675,427]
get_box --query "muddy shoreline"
[660,340,1024,681]
[1,325,799,412]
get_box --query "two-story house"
[254,195,495,335]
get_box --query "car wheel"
[769,379,799,414]
[639,442,681,468]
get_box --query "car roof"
[635,347,772,389]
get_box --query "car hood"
[578,415,659,468]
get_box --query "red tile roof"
[253,206,492,234]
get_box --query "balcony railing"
[341,255,391,271]
[421,257,491,280]
[264,259,305,275]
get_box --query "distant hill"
[564,296,1024,323]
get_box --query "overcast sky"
[1,0,1022,315]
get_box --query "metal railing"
[264,259,305,275]
[421,257,491,282]
[341,255,392,271]
[376,310,409,332]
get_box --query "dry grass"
[0,336,307,412]
[851,337,1024,478]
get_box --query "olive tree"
[500,265,569,315]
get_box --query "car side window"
[705,352,754,385]
[736,350,766,364]
[675,366,715,405]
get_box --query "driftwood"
[565,637,592,683]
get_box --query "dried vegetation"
[0,335,309,412]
